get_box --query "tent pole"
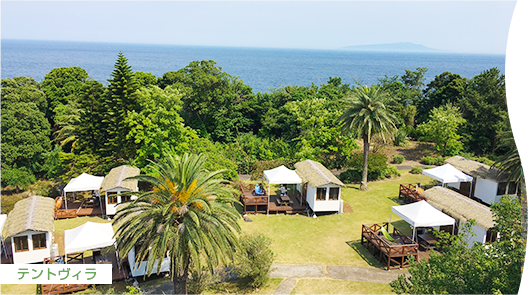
[388,211,392,232]
[98,190,103,218]
[419,174,423,187]
[412,227,416,242]
[64,191,68,210]
[267,182,270,216]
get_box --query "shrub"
[410,166,423,174]
[421,156,444,166]
[393,155,405,164]
[234,233,274,289]
[348,153,389,181]
[393,129,409,147]
[188,268,217,295]
[383,166,401,178]
[1,167,36,192]
[338,169,361,184]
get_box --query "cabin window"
[496,182,508,196]
[329,188,340,200]
[485,228,498,244]
[507,182,518,195]
[14,236,29,252]
[33,233,47,250]
[121,195,131,202]
[316,188,326,200]
[108,193,118,204]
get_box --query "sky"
[0,0,517,54]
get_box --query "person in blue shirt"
[255,184,264,195]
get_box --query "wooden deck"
[42,283,90,295]
[361,223,419,270]
[398,183,426,203]
[56,200,105,219]
[239,182,306,214]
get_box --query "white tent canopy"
[263,165,302,184]
[64,222,115,254]
[422,164,473,184]
[390,200,456,241]
[63,173,104,193]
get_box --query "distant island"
[341,42,442,53]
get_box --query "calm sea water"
[1,39,505,93]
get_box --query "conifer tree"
[103,52,140,159]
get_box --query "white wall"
[105,188,130,216]
[447,182,460,190]
[12,231,52,264]
[127,245,170,277]
[473,178,497,205]
[463,223,488,246]
[306,184,341,213]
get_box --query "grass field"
[239,171,434,267]
[291,278,395,294]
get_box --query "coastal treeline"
[0,52,515,196]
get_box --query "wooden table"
[418,233,437,250]
[280,195,290,206]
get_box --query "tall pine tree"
[103,52,140,159]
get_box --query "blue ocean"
[1,39,505,93]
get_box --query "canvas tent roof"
[64,222,115,254]
[101,165,140,193]
[294,160,345,188]
[3,196,55,238]
[63,173,104,193]
[391,200,455,228]
[263,165,302,184]
[422,163,473,184]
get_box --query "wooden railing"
[361,223,419,270]
[399,183,426,203]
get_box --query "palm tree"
[113,153,241,294]
[339,85,398,190]
[493,129,522,183]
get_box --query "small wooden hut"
[3,196,55,264]
[294,160,345,214]
[101,165,140,216]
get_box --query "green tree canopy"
[1,77,51,175]
[417,103,466,156]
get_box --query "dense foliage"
[234,233,274,289]
[0,52,517,198]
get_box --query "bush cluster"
[421,156,445,166]
[234,233,274,289]
[410,166,423,174]
[338,153,402,183]
[393,155,405,164]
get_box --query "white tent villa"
[101,165,140,216]
[3,196,55,264]
[390,200,456,241]
[294,160,346,214]
[445,156,518,205]
[63,173,104,211]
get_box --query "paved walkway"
[269,264,409,294]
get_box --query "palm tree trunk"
[360,133,369,191]
[173,259,190,294]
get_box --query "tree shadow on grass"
[345,240,384,269]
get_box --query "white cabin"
[101,165,140,216]
[294,160,345,214]
[445,156,518,205]
[423,186,497,246]
[3,196,55,264]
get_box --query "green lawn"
[291,278,395,294]
[239,171,435,268]
[204,278,283,295]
